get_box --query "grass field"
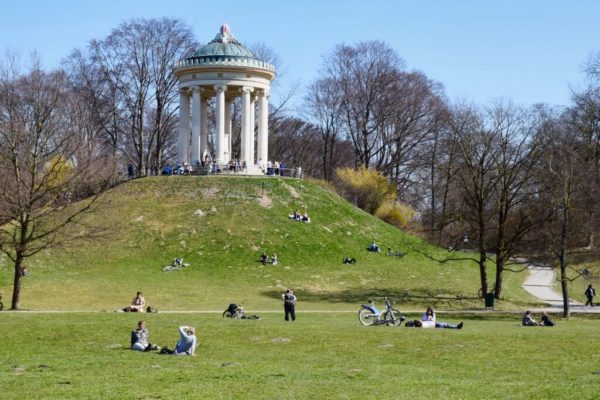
[0,176,541,312]
[1,312,599,399]
[1,176,599,399]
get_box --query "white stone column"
[190,86,202,165]
[178,89,190,164]
[200,95,208,161]
[224,98,232,163]
[240,86,254,166]
[249,95,256,165]
[258,89,269,166]
[214,85,227,164]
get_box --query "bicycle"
[358,297,404,326]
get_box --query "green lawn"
[0,176,543,312]
[1,312,599,399]
[0,173,596,399]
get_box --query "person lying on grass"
[420,307,463,329]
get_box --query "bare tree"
[304,78,344,180]
[0,56,110,309]
[487,102,542,298]
[382,71,448,202]
[451,105,498,297]
[69,18,197,177]
[420,113,459,238]
[534,111,590,317]
[324,41,405,168]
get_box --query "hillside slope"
[3,176,537,311]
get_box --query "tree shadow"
[261,287,479,307]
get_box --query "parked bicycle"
[358,297,404,326]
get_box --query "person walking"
[282,289,296,321]
[585,284,596,307]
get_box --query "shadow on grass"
[261,287,480,307]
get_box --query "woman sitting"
[131,320,158,351]
[522,310,538,326]
[127,291,145,312]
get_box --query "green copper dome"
[175,24,274,72]
[190,24,257,59]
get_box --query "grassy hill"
[1,176,538,311]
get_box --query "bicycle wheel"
[384,309,404,326]
[358,308,376,326]
[222,310,232,318]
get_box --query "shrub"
[335,167,396,214]
[375,200,415,228]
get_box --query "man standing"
[585,284,596,307]
[282,289,297,321]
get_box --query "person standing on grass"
[585,284,596,307]
[282,289,296,321]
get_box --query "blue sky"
[1,0,599,109]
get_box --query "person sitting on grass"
[368,241,381,252]
[271,253,278,265]
[522,310,538,326]
[422,307,463,329]
[259,252,268,265]
[127,291,145,312]
[130,320,159,352]
[343,256,356,264]
[117,291,146,312]
[160,325,197,356]
[540,312,555,327]
[175,326,197,355]
[301,212,310,223]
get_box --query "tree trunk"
[11,259,23,310]
[494,255,504,299]
[479,252,488,298]
[560,204,570,318]
[478,207,488,298]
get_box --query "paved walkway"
[523,265,599,313]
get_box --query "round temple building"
[173,24,275,174]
